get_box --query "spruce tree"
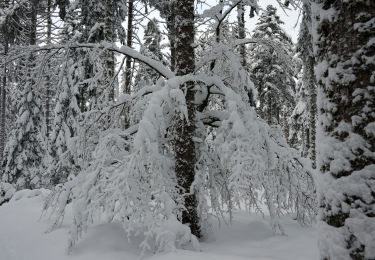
[249,5,296,138]
[294,2,317,167]
[136,18,163,87]
[312,0,375,258]
[1,0,46,189]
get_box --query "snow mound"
[11,188,50,201]
[0,182,16,205]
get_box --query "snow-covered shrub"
[0,182,15,206]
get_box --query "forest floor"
[0,190,318,260]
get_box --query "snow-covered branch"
[2,42,175,79]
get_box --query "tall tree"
[249,5,296,138]
[2,0,46,189]
[136,18,163,87]
[174,0,201,238]
[312,0,375,259]
[123,0,134,96]
[237,2,246,68]
[294,2,317,168]
[0,1,9,158]
[45,0,53,138]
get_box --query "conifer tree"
[249,5,295,138]
[1,0,46,189]
[293,2,317,167]
[312,0,375,258]
[136,18,163,87]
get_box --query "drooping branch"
[2,42,175,79]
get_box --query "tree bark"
[237,2,246,68]
[0,29,7,158]
[124,0,133,95]
[306,56,316,169]
[104,0,115,101]
[166,1,176,72]
[45,0,52,138]
[174,0,201,238]
[313,0,375,259]
[0,0,9,157]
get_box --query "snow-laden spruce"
[311,0,375,259]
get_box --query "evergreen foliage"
[249,5,296,139]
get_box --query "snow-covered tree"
[292,2,317,167]
[47,56,81,186]
[1,0,47,189]
[311,0,375,258]
[136,18,163,87]
[249,5,296,139]
[0,0,29,162]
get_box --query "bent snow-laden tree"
[312,0,375,259]
[3,0,316,255]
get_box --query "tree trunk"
[237,2,246,68]
[0,30,7,158]
[104,0,115,101]
[0,0,9,157]
[312,0,375,259]
[124,0,133,94]
[174,0,201,238]
[30,0,37,46]
[166,1,176,72]
[45,0,52,138]
[306,56,316,169]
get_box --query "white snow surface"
[0,190,318,260]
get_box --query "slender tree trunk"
[0,0,9,157]
[209,0,222,72]
[104,0,115,101]
[237,2,246,68]
[0,32,7,158]
[30,0,37,46]
[174,0,201,238]
[45,0,52,138]
[307,56,316,169]
[166,1,176,72]
[124,0,133,94]
[313,0,375,259]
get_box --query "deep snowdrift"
[0,190,318,260]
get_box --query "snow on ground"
[0,190,318,260]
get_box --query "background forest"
[0,0,374,259]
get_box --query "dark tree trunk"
[306,56,316,169]
[166,1,176,72]
[237,2,246,68]
[0,31,7,158]
[104,0,115,101]
[124,0,133,95]
[174,0,201,238]
[313,0,375,259]
[45,0,52,138]
[0,0,9,158]
[30,0,37,46]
